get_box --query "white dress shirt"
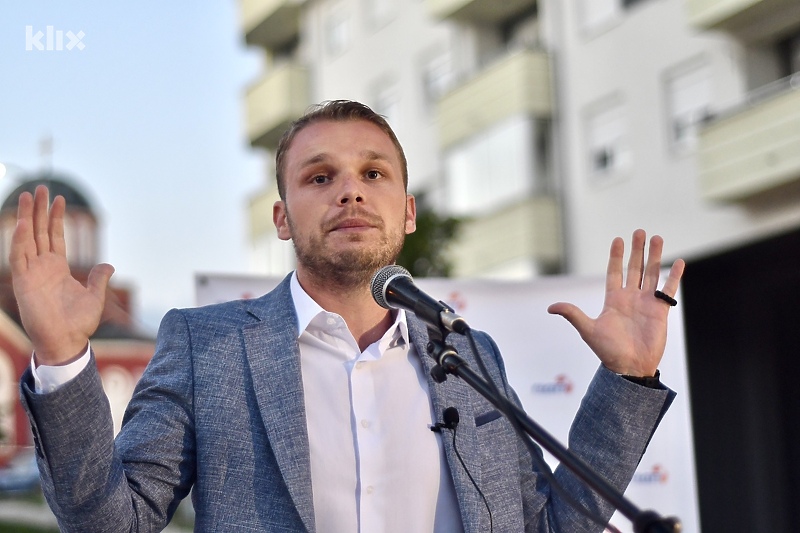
[32,272,464,532]
[290,273,462,533]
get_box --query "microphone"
[442,406,460,429]
[370,265,469,334]
[430,407,460,433]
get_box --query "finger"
[32,185,51,254]
[87,263,115,300]
[48,195,67,256]
[606,237,625,292]
[548,302,593,339]
[9,192,35,272]
[625,229,646,288]
[660,258,685,297]
[642,234,664,293]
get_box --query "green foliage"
[397,196,462,277]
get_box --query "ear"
[404,194,417,235]
[273,200,292,241]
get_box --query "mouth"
[328,215,380,233]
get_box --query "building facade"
[240,0,800,280]
[239,1,800,531]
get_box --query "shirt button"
[326,317,336,325]
[355,361,365,369]
[361,419,370,429]
[366,486,374,495]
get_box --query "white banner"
[196,273,701,532]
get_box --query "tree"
[397,194,462,277]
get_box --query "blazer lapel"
[242,277,316,533]
[408,317,484,533]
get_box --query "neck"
[296,269,394,351]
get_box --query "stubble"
[287,209,405,291]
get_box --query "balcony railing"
[450,195,561,277]
[241,0,305,50]
[686,0,800,41]
[436,48,551,149]
[245,63,309,150]
[427,0,536,24]
[698,74,800,201]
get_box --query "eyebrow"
[298,150,393,170]
[361,150,392,164]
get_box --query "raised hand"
[547,229,685,377]
[9,185,115,366]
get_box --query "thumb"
[87,263,115,299]
[547,302,593,338]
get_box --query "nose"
[338,174,364,205]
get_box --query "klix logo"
[26,26,86,51]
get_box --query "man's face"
[273,119,416,288]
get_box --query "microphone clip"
[430,407,460,433]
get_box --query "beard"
[287,209,406,290]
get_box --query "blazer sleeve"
[541,365,674,532]
[472,333,675,533]
[19,308,197,533]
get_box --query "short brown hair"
[274,100,408,200]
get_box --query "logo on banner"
[445,291,467,313]
[633,464,669,484]
[531,374,574,394]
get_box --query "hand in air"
[9,185,114,366]
[547,229,685,377]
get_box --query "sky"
[0,1,267,333]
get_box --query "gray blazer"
[20,274,674,532]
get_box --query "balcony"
[427,0,536,24]
[698,76,800,201]
[686,0,800,41]
[436,49,551,149]
[245,63,309,150]
[241,0,305,50]
[450,195,561,277]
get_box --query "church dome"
[0,170,99,273]
[1,171,94,212]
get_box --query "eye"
[312,174,329,184]
[366,170,381,180]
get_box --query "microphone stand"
[425,326,681,533]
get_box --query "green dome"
[2,171,94,212]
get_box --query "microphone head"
[370,265,412,309]
[443,407,460,428]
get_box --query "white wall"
[549,0,800,275]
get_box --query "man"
[12,100,684,532]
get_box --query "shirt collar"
[289,271,410,346]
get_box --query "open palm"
[9,186,114,366]
[548,230,685,377]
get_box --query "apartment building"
[242,0,455,275]
[239,1,800,530]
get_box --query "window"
[372,81,401,130]
[325,5,351,58]
[420,52,454,112]
[443,116,539,216]
[578,0,654,34]
[363,0,395,29]
[577,0,620,34]
[666,64,713,153]
[585,101,630,180]
[777,30,800,77]
[501,6,540,50]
